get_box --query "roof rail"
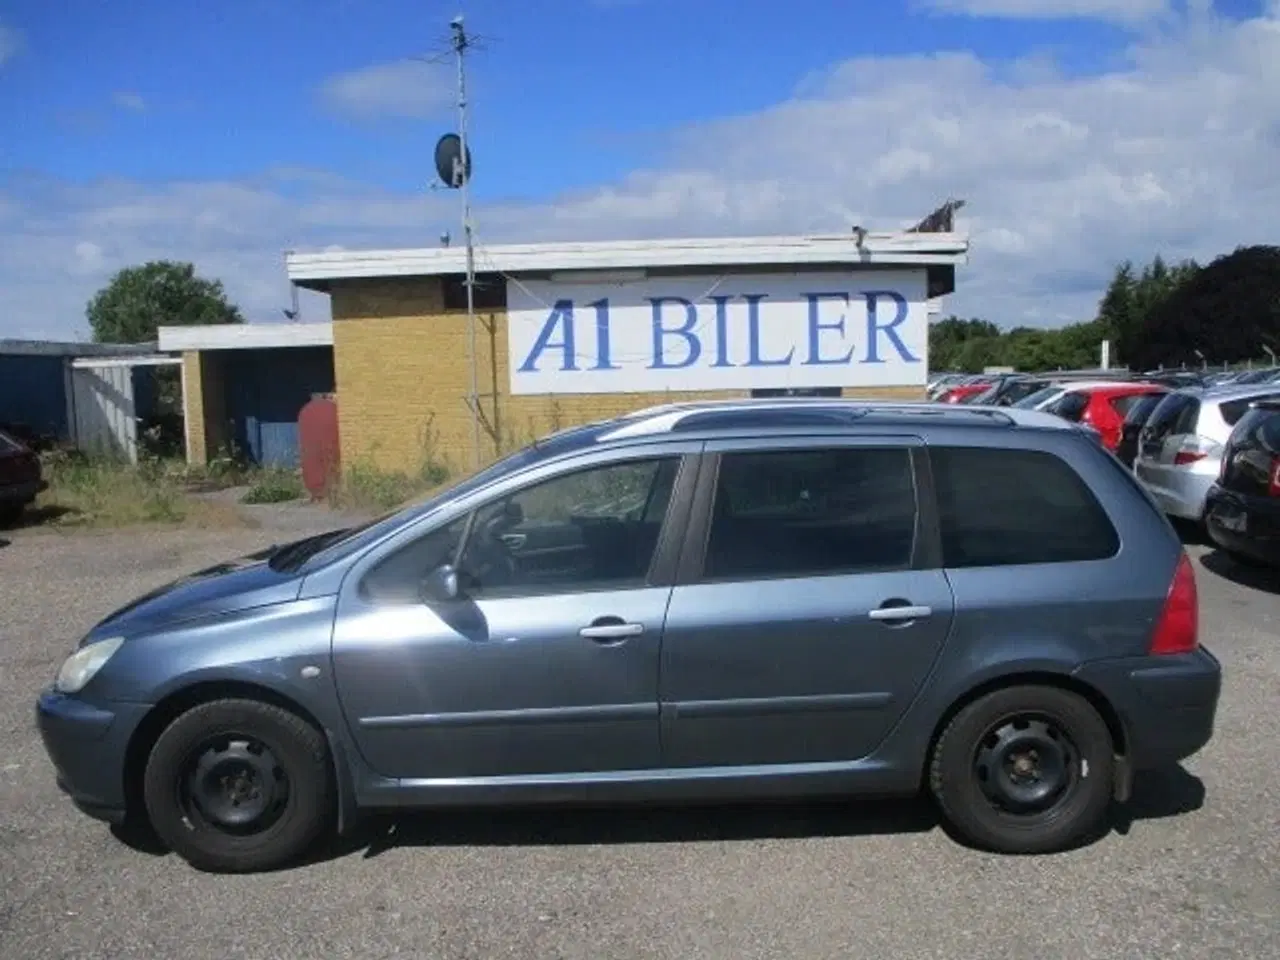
[595,398,1065,442]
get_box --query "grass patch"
[37,452,251,530]
[240,468,306,505]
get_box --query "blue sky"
[2,0,1278,337]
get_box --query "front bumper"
[0,478,47,504]
[35,687,150,824]
[1074,647,1222,770]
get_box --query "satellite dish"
[434,133,472,188]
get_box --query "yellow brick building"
[162,231,968,476]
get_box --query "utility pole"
[451,14,481,470]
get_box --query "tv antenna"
[432,14,481,468]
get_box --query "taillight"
[1149,553,1199,656]
[1269,457,1280,497]
[1172,435,1221,467]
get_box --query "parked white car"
[1134,384,1280,522]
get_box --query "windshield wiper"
[267,528,352,573]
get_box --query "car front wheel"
[929,685,1114,854]
[142,698,335,873]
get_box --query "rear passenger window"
[931,447,1120,568]
[703,447,917,580]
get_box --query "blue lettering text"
[803,292,855,366]
[745,294,792,366]
[648,297,702,369]
[587,298,619,370]
[710,295,735,367]
[863,291,918,364]
[518,299,579,373]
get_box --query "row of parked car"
[928,369,1280,569]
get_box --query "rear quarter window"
[1229,406,1280,452]
[930,446,1121,568]
[1220,392,1280,427]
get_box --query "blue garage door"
[0,354,69,439]
[224,347,335,468]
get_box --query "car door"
[330,444,700,781]
[658,436,956,769]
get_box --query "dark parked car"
[1115,391,1171,468]
[1204,398,1280,567]
[0,428,46,526]
[36,399,1221,873]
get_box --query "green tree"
[86,260,244,344]
[1131,245,1280,368]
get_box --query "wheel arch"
[122,679,356,833]
[923,671,1128,785]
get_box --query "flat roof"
[286,231,969,291]
[0,339,159,358]
[157,322,334,352]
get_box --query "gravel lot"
[1,514,1277,960]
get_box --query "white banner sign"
[507,269,928,395]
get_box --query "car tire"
[142,698,335,873]
[929,685,1114,855]
[0,503,23,528]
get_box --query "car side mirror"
[421,563,460,603]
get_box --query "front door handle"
[868,604,933,622]
[580,621,645,641]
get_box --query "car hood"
[87,544,305,641]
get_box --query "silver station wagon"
[37,399,1221,873]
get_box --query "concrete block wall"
[329,277,925,475]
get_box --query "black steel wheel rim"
[972,713,1078,816]
[179,735,291,835]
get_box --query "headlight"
[55,636,125,694]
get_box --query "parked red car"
[0,428,46,527]
[938,381,993,404]
[1045,383,1169,451]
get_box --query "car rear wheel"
[142,698,335,873]
[929,685,1114,854]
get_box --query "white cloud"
[3,10,1280,340]
[0,21,24,66]
[320,59,453,119]
[921,0,1170,23]
[111,91,146,112]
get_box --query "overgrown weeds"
[327,419,452,512]
[37,451,249,529]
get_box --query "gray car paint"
[37,404,1221,831]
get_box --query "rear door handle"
[868,605,932,622]
[580,622,645,641]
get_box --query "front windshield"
[293,443,550,571]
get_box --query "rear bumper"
[1134,460,1215,521]
[0,478,46,504]
[1204,486,1280,566]
[1073,647,1222,770]
[35,687,149,824]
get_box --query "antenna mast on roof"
[450,14,481,469]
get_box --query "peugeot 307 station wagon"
[36,399,1222,873]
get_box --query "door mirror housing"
[421,563,460,603]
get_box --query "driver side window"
[457,456,680,598]
[359,456,681,605]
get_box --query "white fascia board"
[286,232,969,285]
[158,323,334,352]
